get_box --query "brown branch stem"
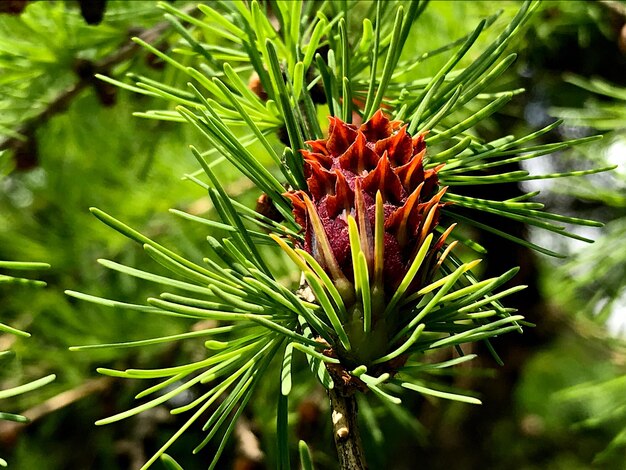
[328,387,367,470]
[296,274,368,469]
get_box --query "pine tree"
[0,1,619,468]
[63,1,614,468]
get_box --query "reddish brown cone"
[286,110,450,300]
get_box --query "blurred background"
[0,1,624,469]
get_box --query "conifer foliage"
[56,1,614,468]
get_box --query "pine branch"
[0,5,197,153]
[57,2,614,468]
[0,81,85,152]
[328,387,367,470]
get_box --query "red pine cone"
[286,110,450,301]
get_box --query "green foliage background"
[1,1,624,469]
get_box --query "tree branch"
[327,387,367,470]
[296,273,368,469]
[0,5,197,153]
